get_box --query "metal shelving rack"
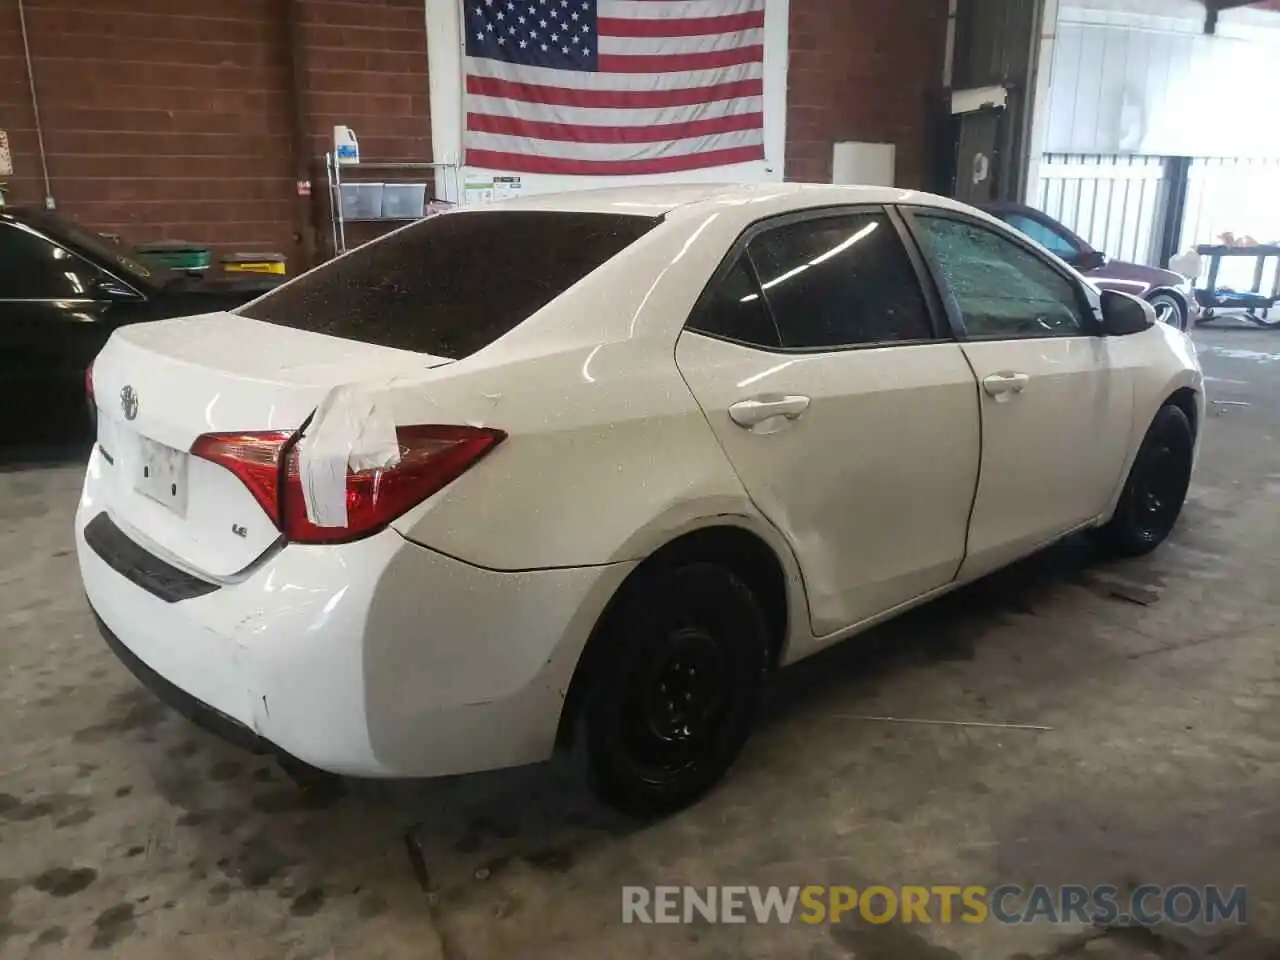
[324,153,461,255]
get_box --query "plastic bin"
[221,252,287,276]
[381,183,427,220]
[135,241,212,273]
[340,182,384,220]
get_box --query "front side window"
[999,212,1081,261]
[912,215,1089,339]
[0,222,103,300]
[241,211,661,359]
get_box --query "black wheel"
[1098,404,1194,556]
[579,562,768,818]
[1148,292,1188,332]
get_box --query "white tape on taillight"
[282,424,505,544]
[296,383,401,528]
[192,423,505,546]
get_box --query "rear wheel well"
[555,526,789,749]
[1165,387,1199,441]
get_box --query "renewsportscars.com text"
[621,884,1247,926]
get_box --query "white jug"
[334,125,360,166]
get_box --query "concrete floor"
[2,325,1279,960]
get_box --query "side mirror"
[92,276,142,302]
[1074,249,1108,272]
[1100,289,1156,336]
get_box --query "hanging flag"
[463,0,766,176]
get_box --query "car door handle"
[728,395,812,427]
[981,372,1030,399]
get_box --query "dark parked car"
[0,208,281,448]
[981,202,1198,331]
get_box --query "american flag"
[463,0,766,176]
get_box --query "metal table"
[1194,243,1280,327]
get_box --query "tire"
[1098,404,1194,557]
[579,562,768,818]
[1148,292,1188,332]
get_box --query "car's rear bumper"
[76,485,634,778]
[91,606,274,758]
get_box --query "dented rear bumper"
[76,446,635,778]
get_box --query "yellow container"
[221,253,287,276]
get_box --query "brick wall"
[0,0,429,261]
[786,0,949,188]
[0,1,946,257]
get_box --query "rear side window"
[689,258,781,348]
[0,222,107,300]
[748,213,935,348]
[241,211,660,358]
[687,212,936,351]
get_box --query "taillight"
[190,431,291,523]
[191,425,504,545]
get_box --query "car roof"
[487,182,979,220]
[3,205,85,237]
[1,206,41,225]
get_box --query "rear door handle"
[982,372,1030,400]
[728,395,811,428]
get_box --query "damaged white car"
[77,184,1203,816]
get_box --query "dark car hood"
[1083,259,1186,295]
[144,273,282,320]
[163,273,283,298]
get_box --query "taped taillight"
[191,425,504,545]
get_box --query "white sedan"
[77,184,1203,816]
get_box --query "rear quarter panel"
[388,339,763,570]
[386,207,792,573]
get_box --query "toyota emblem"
[120,385,139,421]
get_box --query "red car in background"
[982,202,1199,332]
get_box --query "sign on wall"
[463,174,525,205]
[0,131,12,177]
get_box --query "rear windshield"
[241,210,661,358]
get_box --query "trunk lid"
[90,312,450,578]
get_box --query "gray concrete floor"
[2,325,1279,960]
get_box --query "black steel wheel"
[580,562,768,818]
[1098,404,1194,556]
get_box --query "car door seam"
[954,344,986,583]
[669,331,816,627]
